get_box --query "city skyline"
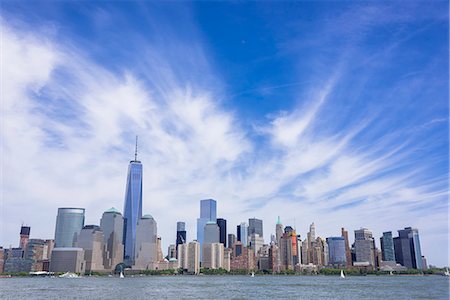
[1,1,448,268]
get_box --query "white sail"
[340,270,345,279]
[120,271,125,278]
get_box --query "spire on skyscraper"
[134,135,138,161]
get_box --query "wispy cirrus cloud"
[0,2,448,266]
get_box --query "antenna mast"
[135,135,138,161]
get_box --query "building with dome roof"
[100,207,124,270]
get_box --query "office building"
[50,248,85,273]
[354,228,376,268]
[76,225,105,272]
[249,233,264,257]
[167,244,176,260]
[279,226,298,270]
[228,233,236,248]
[248,218,263,239]
[393,227,423,269]
[122,139,143,265]
[196,199,217,260]
[134,214,158,269]
[237,222,248,246]
[230,241,255,271]
[326,237,347,268]
[177,243,188,270]
[19,226,31,250]
[380,231,396,262]
[176,221,187,252]
[187,241,200,274]
[217,218,227,246]
[204,221,220,245]
[54,208,85,248]
[341,228,352,268]
[100,207,124,270]
[202,243,224,269]
[275,217,283,246]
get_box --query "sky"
[1,1,448,266]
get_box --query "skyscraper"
[176,221,187,252]
[393,227,423,269]
[123,138,143,265]
[204,221,220,244]
[341,228,352,268]
[134,214,158,269]
[326,237,347,268]
[54,208,85,248]
[216,218,227,246]
[248,218,263,239]
[275,217,283,246]
[354,228,376,268]
[76,225,105,272]
[19,226,31,250]
[196,199,217,259]
[380,231,395,262]
[100,207,124,270]
[237,222,248,246]
[228,234,236,248]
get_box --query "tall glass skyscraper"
[196,199,217,260]
[326,236,347,267]
[122,140,143,265]
[380,231,396,262]
[394,227,423,269]
[54,208,85,247]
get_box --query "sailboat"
[340,270,345,279]
[444,268,449,276]
[251,272,255,277]
[390,270,393,276]
[120,271,125,278]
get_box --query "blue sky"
[1,1,448,266]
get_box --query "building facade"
[196,199,217,260]
[380,231,396,262]
[100,207,124,270]
[76,225,105,272]
[50,248,85,273]
[393,227,423,269]
[248,218,263,239]
[54,208,85,248]
[326,237,347,268]
[134,215,158,270]
[216,218,227,247]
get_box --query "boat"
[58,272,79,278]
[390,270,393,276]
[120,271,124,278]
[340,270,345,279]
[444,268,449,276]
[251,272,255,277]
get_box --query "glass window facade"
[54,208,85,248]
[326,237,347,267]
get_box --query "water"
[0,275,448,299]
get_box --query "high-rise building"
[249,233,264,257]
[279,226,299,270]
[122,139,143,266]
[19,226,31,250]
[187,241,200,274]
[176,221,187,252]
[341,228,352,268]
[237,222,248,246]
[393,227,423,269]
[380,231,396,262]
[54,208,85,248]
[203,221,220,244]
[216,218,227,246]
[50,248,85,273]
[354,228,376,268]
[275,217,283,246]
[167,244,176,260]
[100,207,124,270]
[202,243,224,269]
[196,199,217,259]
[230,241,255,271]
[177,243,188,270]
[134,214,158,269]
[248,218,263,239]
[76,225,105,272]
[228,234,236,248]
[326,237,347,268]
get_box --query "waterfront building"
[380,231,396,262]
[279,226,299,270]
[0,247,4,273]
[19,226,31,250]
[275,217,283,246]
[341,228,352,268]
[227,233,236,248]
[248,218,263,239]
[196,199,217,260]
[76,225,105,272]
[230,241,255,271]
[3,258,33,273]
[26,239,47,271]
[307,222,316,264]
[301,238,308,265]
[326,237,347,268]
[217,218,227,246]
[134,214,158,270]
[177,243,188,270]
[54,208,85,248]
[176,221,187,252]
[312,237,326,267]
[257,245,270,270]
[223,248,231,271]
[202,243,224,269]
[122,140,143,266]
[167,244,176,260]
[100,207,124,270]
[50,248,85,273]
[269,244,280,272]
[354,228,376,268]
[393,227,423,269]
[187,241,200,274]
